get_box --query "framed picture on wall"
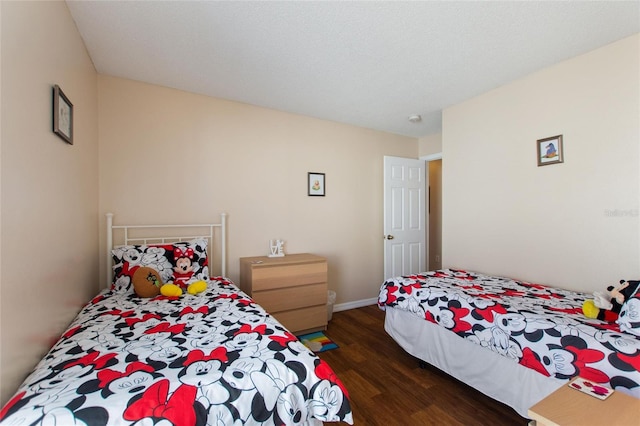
[308,172,325,196]
[537,134,563,166]
[53,84,73,145]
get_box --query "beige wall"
[442,34,640,293]
[419,132,442,157]
[98,76,417,304]
[0,1,99,405]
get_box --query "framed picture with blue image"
[537,134,563,166]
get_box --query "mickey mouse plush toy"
[583,280,640,322]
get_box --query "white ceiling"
[66,1,639,138]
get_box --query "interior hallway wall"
[428,159,442,270]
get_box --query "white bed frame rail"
[106,213,227,286]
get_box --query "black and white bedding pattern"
[1,278,352,425]
[378,269,640,397]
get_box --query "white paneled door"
[383,156,426,279]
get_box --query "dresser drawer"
[272,304,327,334]
[253,283,327,313]
[239,253,329,334]
[251,261,327,291]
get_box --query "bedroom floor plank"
[412,405,465,426]
[320,304,528,425]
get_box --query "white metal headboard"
[106,213,227,286]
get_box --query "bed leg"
[418,360,427,369]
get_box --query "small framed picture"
[537,134,563,166]
[53,84,73,144]
[308,172,325,196]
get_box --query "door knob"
[385,235,394,240]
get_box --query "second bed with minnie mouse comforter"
[1,278,353,425]
[378,269,640,416]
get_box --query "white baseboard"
[333,297,378,312]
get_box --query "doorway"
[427,159,442,270]
[420,153,442,271]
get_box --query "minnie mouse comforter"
[1,278,353,425]
[378,269,640,396]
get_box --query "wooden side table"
[528,382,640,426]
[239,253,328,334]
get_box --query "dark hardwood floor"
[318,305,529,425]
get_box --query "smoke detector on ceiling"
[408,114,422,123]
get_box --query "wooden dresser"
[239,253,328,334]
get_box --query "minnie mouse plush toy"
[172,247,195,288]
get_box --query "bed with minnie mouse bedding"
[0,216,353,425]
[378,269,640,418]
